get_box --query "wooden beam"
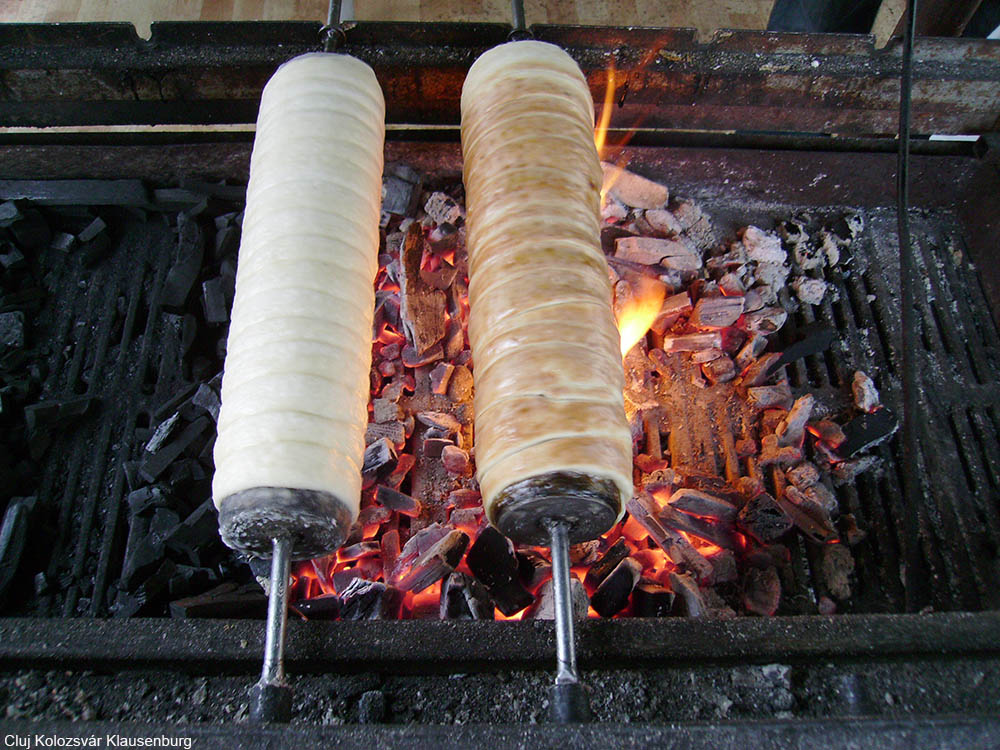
[872,0,983,47]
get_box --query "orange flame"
[594,60,618,160]
[616,276,666,357]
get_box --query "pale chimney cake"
[213,53,385,561]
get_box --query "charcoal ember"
[718,272,745,296]
[362,438,398,484]
[584,537,629,589]
[357,505,391,533]
[837,408,898,457]
[163,499,217,564]
[742,566,781,616]
[527,576,589,620]
[651,291,693,334]
[447,488,481,509]
[383,164,423,217]
[735,334,768,371]
[708,549,738,584]
[658,505,738,550]
[632,580,675,617]
[840,513,868,546]
[293,594,343,621]
[643,207,683,235]
[601,194,628,222]
[626,494,713,584]
[691,347,722,364]
[669,571,705,617]
[49,231,77,253]
[333,568,366,593]
[738,227,783,265]
[373,398,404,424]
[759,434,803,468]
[798,482,838,518]
[9,209,52,249]
[656,332,722,355]
[427,221,459,253]
[786,462,820,489]
[201,278,228,324]
[429,361,455,395]
[440,571,494,620]
[447,365,474,402]
[746,383,794,410]
[517,550,552,590]
[832,455,881,486]
[422,437,453,457]
[339,541,380,561]
[615,236,700,271]
[424,192,463,225]
[441,445,471,476]
[735,439,757,458]
[0,200,20,226]
[809,419,846,448]
[777,487,837,543]
[139,416,211,483]
[385,453,415,489]
[820,543,855,601]
[818,596,837,615]
[449,507,485,536]
[416,410,462,434]
[776,394,814,446]
[792,277,828,306]
[742,306,788,335]
[401,342,443,367]
[690,295,744,328]
[169,581,267,619]
[213,221,240,260]
[375,485,422,517]
[0,311,25,354]
[190,383,221,422]
[601,163,668,209]
[340,579,403,620]
[112,559,177,617]
[0,244,26,270]
[737,492,793,544]
[701,355,736,385]
[852,370,881,413]
[590,558,641,617]
[0,497,32,603]
[568,540,600,565]
[667,488,738,523]
[466,527,534,616]
[162,214,204,310]
[391,524,469,592]
[365,421,405,447]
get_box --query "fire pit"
[0,20,998,744]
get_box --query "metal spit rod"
[545,518,592,722]
[250,536,294,722]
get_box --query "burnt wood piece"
[632,580,675,617]
[439,571,494,620]
[0,179,148,206]
[161,214,204,310]
[465,527,534,616]
[139,416,211,483]
[390,525,469,593]
[292,594,343,622]
[584,538,629,590]
[743,566,781,616]
[667,488,738,522]
[339,579,404,621]
[737,493,794,544]
[837,408,899,457]
[399,224,446,356]
[528,577,589,620]
[375,485,422,517]
[658,505,738,550]
[169,582,266,619]
[591,558,642,618]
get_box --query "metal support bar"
[321,0,346,51]
[510,0,532,40]
[250,536,293,723]
[545,518,591,723]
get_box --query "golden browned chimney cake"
[461,40,632,544]
[213,53,385,559]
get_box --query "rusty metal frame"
[0,22,998,135]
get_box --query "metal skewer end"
[544,518,591,723]
[320,0,346,52]
[509,0,532,41]
[250,536,294,723]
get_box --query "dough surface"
[213,52,384,519]
[461,41,632,526]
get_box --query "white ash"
[423,192,463,225]
[601,194,628,222]
[741,226,786,265]
[644,208,684,235]
[793,240,826,271]
[615,235,702,272]
[852,370,881,413]
[792,277,828,306]
[818,230,841,267]
[601,162,669,209]
[754,261,791,293]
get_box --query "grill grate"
[7,149,1000,619]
